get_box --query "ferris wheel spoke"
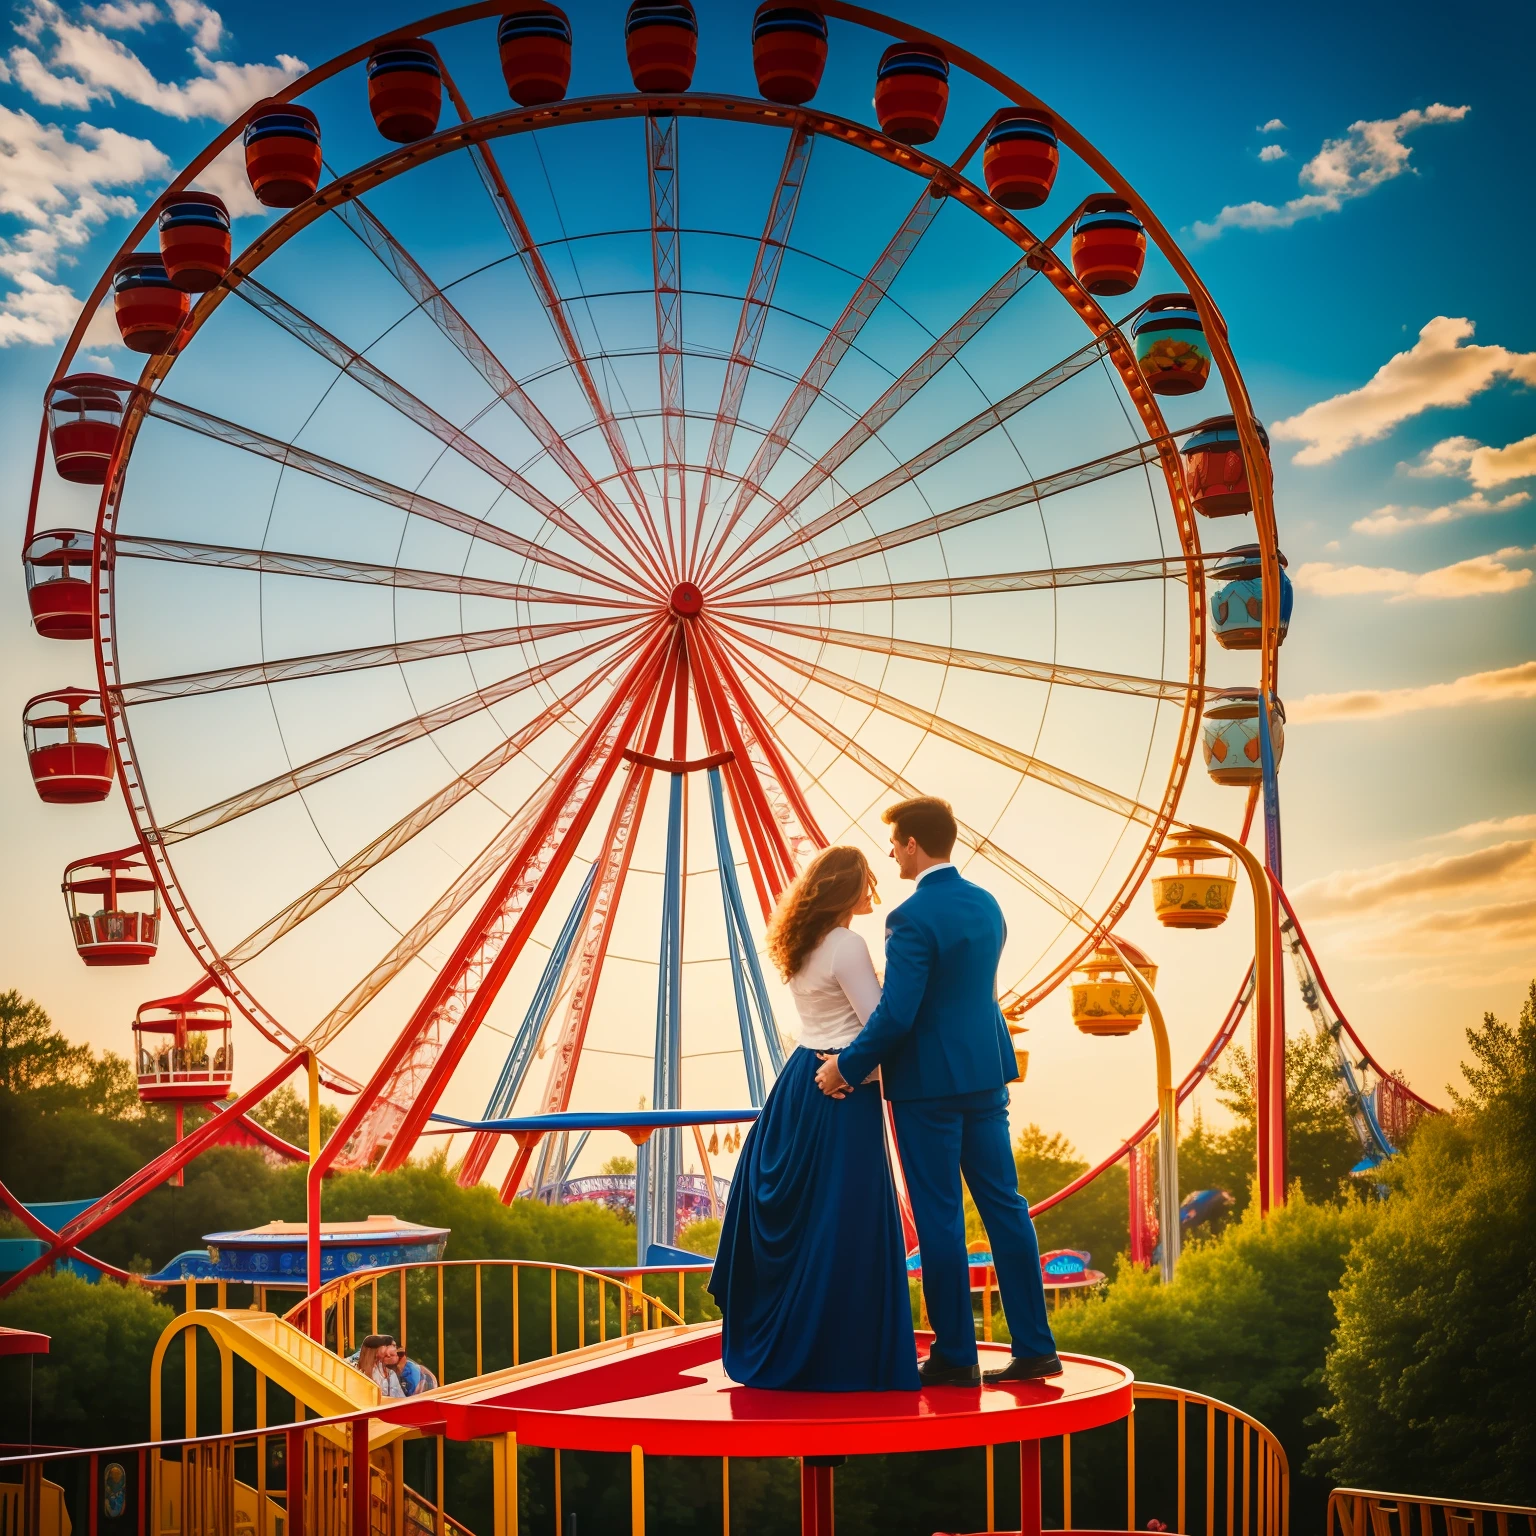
[720,628,1161,828]
[114,613,634,705]
[232,276,649,590]
[720,331,1114,588]
[221,667,598,969]
[648,113,686,573]
[712,250,1043,583]
[298,629,673,1065]
[142,392,644,597]
[436,64,657,524]
[370,634,682,1171]
[111,533,648,610]
[721,554,1214,608]
[726,644,1092,930]
[717,434,1174,600]
[695,181,946,583]
[722,614,1191,703]
[688,127,816,580]
[327,196,674,592]
[156,626,643,844]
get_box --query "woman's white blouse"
[787,925,882,1050]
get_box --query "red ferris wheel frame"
[23,0,1283,1174]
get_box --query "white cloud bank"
[1195,103,1467,240]
[1351,491,1531,535]
[1269,317,1536,464]
[0,0,304,346]
[1294,551,1533,600]
[1290,660,1536,722]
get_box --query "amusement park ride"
[8,0,1437,1328]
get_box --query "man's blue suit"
[836,864,1056,1368]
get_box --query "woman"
[349,1334,405,1399]
[708,846,920,1392]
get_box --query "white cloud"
[10,2,303,122]
[0,103,169,346]
[1258,144,1287,162]
[1431,812,1536,842]
[1352,490,1531,534]
[79,1,159,29]
[1258,118,1286,133]
[167,0,221,51]
[1294,552,1533,600]
[1293,839,1536,918]
[1356,897,1536,957]
[1290,660,1536,722]
[188,136,266,218]
[1195,103,1468,239]
[1270,317,1536,464]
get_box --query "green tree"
[1208,1028,1362,1212]
[248,1082,342,1148]
[1314,982,1536,1503]
[1054,1193,1377,1527]
[0,1271,174,1445]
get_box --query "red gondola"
[23,689,113,804]
[367,38,442,142]
[626,0,697,91]
[983,109,1058,210]
[1182,416,1270,517]
[47,374,127,485]
[243,99,322,208]
[23,528,96,640]
[112,253,189,354]
[752,4,827,105]
[133,995,233,1103]
[873,41,948,144]
[1070,195,1146,296]
[498,8,573,105]
[63,850,160,966]
[157,191,231,293]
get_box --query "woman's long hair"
[355,1334,394,1381]
[765,846,875,979]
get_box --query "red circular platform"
[392,1323,1133,1457]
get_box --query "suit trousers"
[894,1086,1057,1366]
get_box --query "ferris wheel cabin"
[63,849,160,966]
[46,373,128,485]
[133,995,234,1102]
[1210,543,1294,651]
[23,688,113,803]
[23,528,96,640]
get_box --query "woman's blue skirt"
[708,1047,920,1392]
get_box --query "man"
[396,1349,438,1396]
[815,796,1060,1387]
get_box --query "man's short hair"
[882,796,957,858]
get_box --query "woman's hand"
[815,1052,851,1098]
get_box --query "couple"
[349,1334,437,1399]
[708,796,1062,1392]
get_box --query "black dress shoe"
[984,1352,1064,1383]
[918,1355,982,1387]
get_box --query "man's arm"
[832,905,932,1085]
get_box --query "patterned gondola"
[873,41,948,144]
[1070,195,1145,296]
[112,253,188,354]
[498,8,573,105]
[367,39,443,142]
[1182,415,1269,517]
[1209,544,1293,651]
[243,99,322,208]
[1132,293,1211,396]
[156,191,231,293]
[982,109,1059,209]
[751,4,828,104]
[626,0,698,92]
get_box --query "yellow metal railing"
[1329,1488,1536,1536]
[279,1258,690,1384]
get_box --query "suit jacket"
[835,865,1018,1101]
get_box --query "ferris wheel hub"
[669,582,704,618]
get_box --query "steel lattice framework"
[21,0,1294,1227]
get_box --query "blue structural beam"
[429,1109,760,1133]
[476,864,597,1122]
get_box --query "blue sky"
[2,0,1533,1174]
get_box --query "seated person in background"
[396,1350,438,1396]
[347,1334,405,1398]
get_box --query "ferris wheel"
[21,0,1287,1238]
